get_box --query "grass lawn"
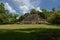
[0,24,60,40]
[0,24,60,29]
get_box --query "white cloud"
[19,0,35,14]
[14,0,20,2]
[14,0,35,14]
[20,5,29,11]
[20,5,29,14]
[4,2,16,13]
[36,7,42,12]
[13,0,41,14]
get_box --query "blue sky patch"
[0,0,60,15]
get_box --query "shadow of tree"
[0,28,60,40]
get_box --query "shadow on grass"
[0,28,60,40]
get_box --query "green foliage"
[30,9,38,14]
[19,13,29,21]
[0,3,19,24]
[38,12,45,19]
[13,14,19,19]
[52,8,55,12]
[24,13,29,17]
[0,3,6,13]
[42,9,49,19]
[47,11,60,24]
[19,15,26,22]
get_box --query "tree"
[47,9,60,24]
[0,3,19,24]
[30,9,38,14]
[18,13,29,22]
[0,3,7,24]
[41,9,49,19]
[19,15,25,22]
[13,14,19,19]
[24,13,29,17]
[0,3,6,13]
[13,14,19,22]
[52,8,55,12]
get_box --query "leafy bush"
[47,12,60,24]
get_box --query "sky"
[0,0,60,15]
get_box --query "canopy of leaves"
[0,3,19,24]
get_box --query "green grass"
[0,24,60,40]
[0,28,60,40]
[0,24,60,29]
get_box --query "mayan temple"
[20,14,45,24]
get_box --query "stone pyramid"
[20,14,45,24]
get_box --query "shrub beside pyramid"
[20,14,45,24]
